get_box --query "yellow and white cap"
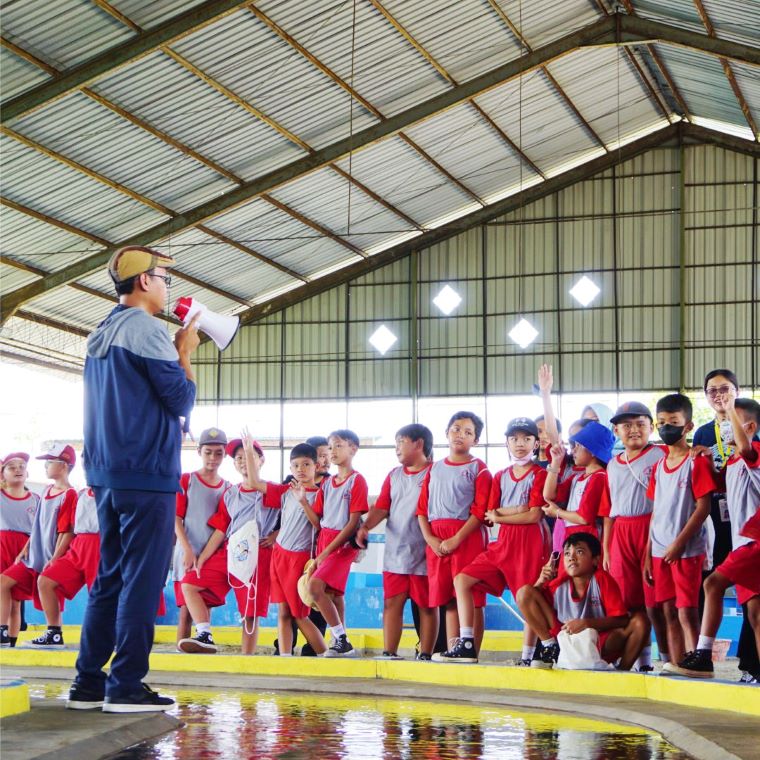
[108,245,176,284]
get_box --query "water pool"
[31,684,691,759]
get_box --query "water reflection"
[31,684,689,759]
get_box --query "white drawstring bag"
[227,519,259,634]
[556,628,613,670]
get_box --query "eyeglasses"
[147,273,172,287]
[617,421,650,431]
[705,385,734,398]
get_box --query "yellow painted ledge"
[0,678,30,718]
[14,625,525,652]
[2,648,758,718]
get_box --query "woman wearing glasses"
[692,368,759,684]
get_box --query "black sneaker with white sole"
[29,628,65,649]
[177,631,217,654]
[0,625,9,648]
[324,634,355,658]
[66,683,105,710]
[530,641,559,669]
[665,649,714,679]
[416,652,432,661]
[103,684,174,713]
[431,637,478,664]
[373,650,403,660]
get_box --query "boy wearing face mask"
[644,394,718,669]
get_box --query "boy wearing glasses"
[601,401,667,671]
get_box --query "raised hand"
[537,364,553,394]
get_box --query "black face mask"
[659,424,686,445]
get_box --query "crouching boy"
[516,532,648,670]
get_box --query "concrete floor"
[3,666,757,760]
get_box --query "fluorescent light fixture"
[432,285,462,315]
[569,275,601,307]
[508,318,539,349]
[369,325,398,355]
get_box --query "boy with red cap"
[417,412,492,657]
[172,427,229,646]
[602,400,668,671]
[32,487,100,648]
[306,429,369,658]
[179,432,278,654]
[437,417,547,664]
[0,444,77,647]
[0,452,39,647]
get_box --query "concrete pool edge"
[8,667,749,760]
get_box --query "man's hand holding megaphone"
[174,312,201,383]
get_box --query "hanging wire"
[516,0,524,316]
[345,0,358,236]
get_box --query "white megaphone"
[173,296,240,351]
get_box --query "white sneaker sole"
[177,639,217,654]
[66,700,104,710]
[430,654,478,664]
[323,649,356,658]
[102,702,174,713]
[530,661,554,669]
[27,643,65,650]
[660,665,714,679]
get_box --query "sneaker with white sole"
[28,628,65,649]
[102,684,174,713]
[323,634,355,658]
[177,631,217,654]
[0,625,9,648]
[739,671,759,685]
[373,650,403,660]
[530,641,559,669]
[663,649,714,678]
[431,637,477,664]
[66,683,104,710]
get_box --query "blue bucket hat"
[569,421,615,465]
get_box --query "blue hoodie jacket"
[83,305,196,492]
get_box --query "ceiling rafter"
[619,1,693,121]
[228,122,759,334]
[0,197,251,308]
[485,0,609,151]
[15,309,93,339]
[691,0,759,141]
[5,14,751,319]
[366,0,545,179]
[0,348,84,376]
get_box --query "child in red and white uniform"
[0,453,39,647]
[30,488,100,648]
[0,444,77,647]
[543,422,614,543]
[643,394,717,668]
[172,428,228,645]
[179,434,277,655]
[438,418,547,665]
[417,411,492,654]
[307,429,368,658]
[670,397,760,678]
[247,443,327,657]
[517,532,648,670]
[355,424,435,661]
[602,400,668,671]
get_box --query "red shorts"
[231,545,272,619]
[0,531,29,574]
[40,534,100,600]
[717,542,760,604]
[3,561,65,611]
[270,544,310,619]
[427,519,489,608]
[652,555,704,608]
[312,528,357,596]
[609,515,656,609]
[383,571,430,608]
[179,547,230,608]
[462,522,549,600]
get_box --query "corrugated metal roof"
[1,1,756,374]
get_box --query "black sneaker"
[66,682,105,710]
[531,641,559,669]
[103,684,175,713]
[29,628,65,649]
[0,625,9,648]
[324,634,355,658]
[636,664,655,673]
[416,652,432,661]
[739,671,759,685]
[431,637,477,664]
[177,631,217,654]
[664,649,714,679]
[373,650,403,660]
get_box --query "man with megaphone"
[67,246,200,714]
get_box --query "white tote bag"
[556,628,613,671]
[227,519,259,586]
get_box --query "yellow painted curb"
[2,647,758,718]
[0,679,30,718]
[16,626,525,652]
